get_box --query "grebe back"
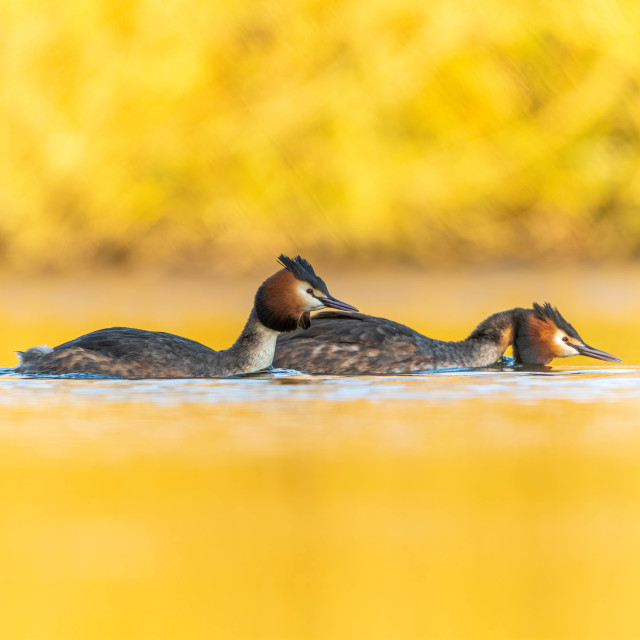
[273,302,620,374]
[16,255,357,379]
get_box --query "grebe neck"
[213,307,279,374]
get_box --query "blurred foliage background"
[2,0,640,273]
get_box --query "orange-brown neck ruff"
[254,269,308,332]
[523,315,557,363]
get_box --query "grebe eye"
[562,336,569,342]
[306,288,313,295]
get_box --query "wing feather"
[54,327,217,362]
[274,312,434,374]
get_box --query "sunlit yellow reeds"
[2,0,640,272]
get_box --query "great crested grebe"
[15,255,357,379]
[273,302,621,375]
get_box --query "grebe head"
[514,302,621,365]
[254,254,358,332]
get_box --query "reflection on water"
[2,365,640,407]
[1,268,639,639]
[2,364,640,639]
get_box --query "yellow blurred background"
[2,0,640,273]
[3,4,640,640]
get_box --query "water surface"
[1,269,639,639]
[2,363,640,640]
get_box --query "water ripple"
[0,365,638,406]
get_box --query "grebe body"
[16,255,357,378]
[273,303,621,375]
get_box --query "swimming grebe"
[15,255,357,378]
[273,302,621,374]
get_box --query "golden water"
[1,268,639,639]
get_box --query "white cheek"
[298,285,325,311]
[554,334,579,357]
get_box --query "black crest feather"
[532,302,581,339]
[278,254,330,295]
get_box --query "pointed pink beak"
[574,342,621,363]
[317,296,358,312]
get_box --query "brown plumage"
[273,302,621,375]
[15,255,357,379]
[255,269,312,332]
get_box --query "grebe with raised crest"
[16,255,357,378]
[273,302,621,374]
